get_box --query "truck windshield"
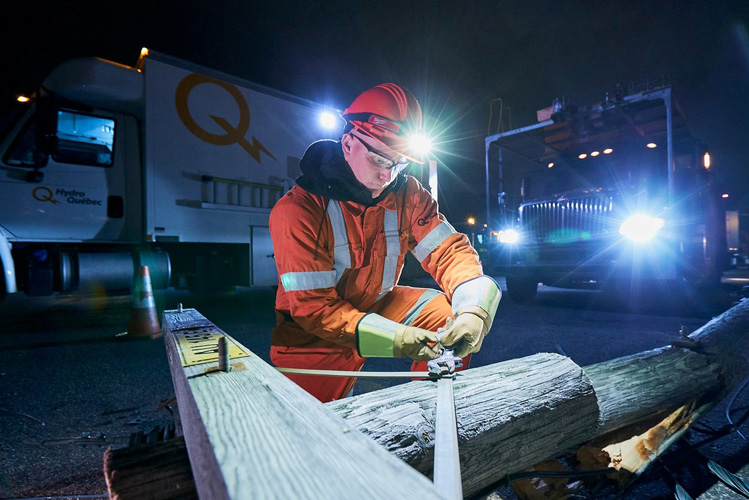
[53,110,115,166]
[3,108,115,167]
[521,139,668,200]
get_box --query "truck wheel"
[505,275,539,303]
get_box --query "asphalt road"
[1,278,747,499]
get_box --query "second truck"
[484,85,727,303]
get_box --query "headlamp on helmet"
[342,83,425,164]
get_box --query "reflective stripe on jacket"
[269,175,482,350]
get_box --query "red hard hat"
[342,83,423,163]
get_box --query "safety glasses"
[352,134,409,173]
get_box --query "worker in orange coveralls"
[269,83,501,402]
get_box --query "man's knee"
[410,292,453,331]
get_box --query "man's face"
[342,132,407,198]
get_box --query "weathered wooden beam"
[326,298,749,496]
[163,308,446,500]
[584,346,721,433]
[327,353,601,496]
[585,297,749,434]
[575,300,749,483]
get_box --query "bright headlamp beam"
[619,214,664,242]
[320,111,338,129]
[408,133,432,157]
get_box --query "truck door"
[0,106,132,242]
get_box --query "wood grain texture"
[584,347,721,432]
[690,298,749,390]
[327,353,599,496]
[161,299,749,499]
[587,297,749,433]
[163,308,445,500]
[326,299,749,496]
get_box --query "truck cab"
[484,87,727,303]
[0,59,153,297]
[0,50,341,300]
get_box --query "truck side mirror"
[25,96,58,182]
[35,96,58,159]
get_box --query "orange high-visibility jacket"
[270,173,483,351]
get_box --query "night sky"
[4,1,749,220]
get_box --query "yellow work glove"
[439,306,492,358]
[393,324,442,361]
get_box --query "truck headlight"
[619,214,664,242]
[497,229,520,244]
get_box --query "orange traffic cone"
[122,265,163,340]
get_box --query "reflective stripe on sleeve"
[376,210,401,301]
[356,313,400,358]
[401,288,443,326]
[280,270,337,291]
[451,275,502,319]
[413,220,456,262]
[327,200,351,282]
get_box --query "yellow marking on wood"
[175,331,251,367]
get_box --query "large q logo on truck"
[175,73,276,163]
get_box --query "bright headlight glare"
[408,134,432,157]
[320,111,337,129]
[619,214,664,242]
[498,229,520,244]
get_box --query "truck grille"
[520,194,614,242]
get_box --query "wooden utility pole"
[108,300,749,498]
[327,298,749,496]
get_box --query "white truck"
[0,49,343,299]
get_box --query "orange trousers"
[271,286,471,402]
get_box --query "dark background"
[3,1,749,222]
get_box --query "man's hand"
[439,306,492,358]
[393,325,442,361]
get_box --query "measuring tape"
[276,367,431,378]
[277,351,464,500]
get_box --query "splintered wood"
[327,299,749,495]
